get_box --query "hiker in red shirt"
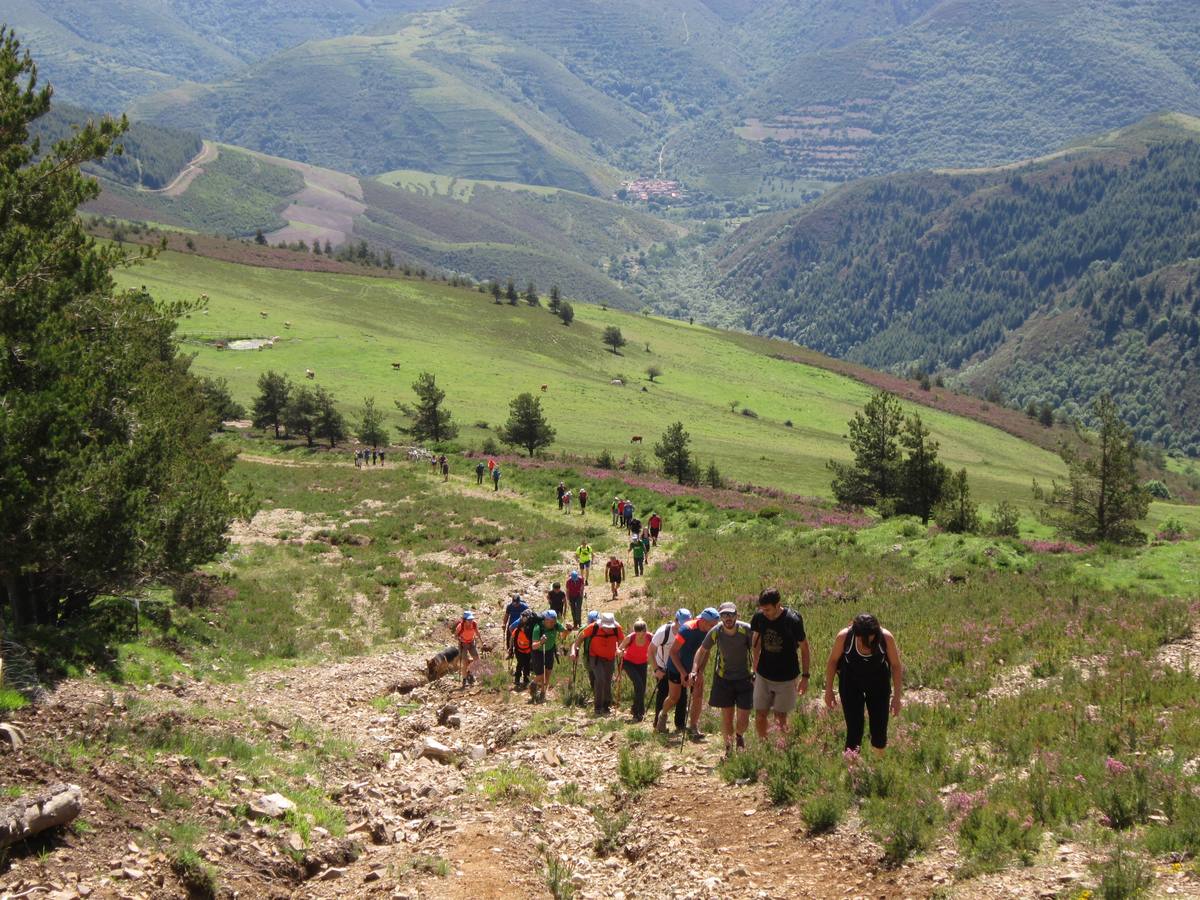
[648,512,663,546]
[618,619,653,721]
[604,556,625,601]
[454,610,480,688]
[574,612,624,714]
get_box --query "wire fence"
[0,638,49,704]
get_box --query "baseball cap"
[699,607,720,622]
[462,610,475,620]
[544,609,558,620]
[587,610,600,623]
[674,608,692,625]
[717,602,737,616]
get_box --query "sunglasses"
[719,611,736,618]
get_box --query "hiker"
[511,609,536,690]
[557,481,566,510]
[574,609,600,693]
[563,489,572,513]
[658,608,720,740]
[575,612,623,714]
[454,610,480,688]
[378,449,385,465]
[476,461,485,484]
[750,588,810,741]
[630,532,646,577]
[651,609,691,733]
[565,571,585,627]
[492,465,501,491]
[629,516,641,539]
[623,500,635,532]
[371,448,377,465]
[648,511,662,545]
[612,497,621,526]
[546,582,567,623]
[578,486,588,514]
[575,541,593,584]
[618,619,652,721]
[604,555,625,601]
[503,593,529,656]
[353,449,361,468]
[691,602,753,756]
[441,457,449,481]
[824,613,903,755]
[639,528,651,562]
[530,610,565,702]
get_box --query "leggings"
[839,674,891,750]
[633,557,644,576]
[625,662,647,720]
[514,652,531,685]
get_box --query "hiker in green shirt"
[576,541,594,584]
[530,610,566,702]
[630,535,646,577]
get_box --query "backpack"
[455,619,478,643]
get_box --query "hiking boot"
[653,712,667,733]
[688,727,706,743]
[736,734,746,751]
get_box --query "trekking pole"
[615,657,624,707]
[569,649,579,706]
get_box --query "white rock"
[249,792,296,820]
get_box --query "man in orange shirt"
[454,610,480,687]
[573,612,625,715]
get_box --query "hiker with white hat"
[574,612,624,714]
[454,610,480,688]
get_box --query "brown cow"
[630,435,643,443]
[540,384,548,392]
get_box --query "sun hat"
[674,608,692,624]
[699,607,720,622]
[462,610,475,620]
[717,602,737,616]
[600,612,617,628]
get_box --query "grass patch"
[473,765,546,803]
[0,687,29,715]
[617,747,662,794]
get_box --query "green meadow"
[117,251,1073,505]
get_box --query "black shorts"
[666,667,683,685]
[709,675,754,710]
[531,651,556,675]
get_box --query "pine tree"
[654,422,694,484]
[897,414,948,524]
[524,280,539,306]
[935,469,979,533]
[491,281,503,304]
[548,284,561,313]
[285,386,319,447]
[0,30,237,626]
[402,372,458,443]
[356,397,388,449]
[498,393,556,457]
[828,391,904,507]
[505,278,518,305]
[252,371,291,438]
[1040,394,1149,543]
[314,387,347,448]
[558,301,575,326]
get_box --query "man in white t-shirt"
[650,608,691,733]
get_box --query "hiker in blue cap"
[650,608,692,733]
[657,607,720,740]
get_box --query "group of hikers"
[473,459,502,490]
[353,447,386,467]
[452,588,903,758]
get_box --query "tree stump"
[0,783,83,849]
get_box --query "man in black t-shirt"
[750,587,810,741]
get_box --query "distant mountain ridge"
[711,115,1200,452]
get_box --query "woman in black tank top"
[823,613,904,753]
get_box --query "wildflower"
[1105,757,1130,776]
[1074,774,1087,785]
[1098,813,1113,828]
[843,748,860,766]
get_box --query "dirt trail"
[146,140,218,197]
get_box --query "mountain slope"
[712,115,1200,451]
[113,248,1068,502]
[671,0,1200,191]
[84,138,682,308]
[5,0,449,111]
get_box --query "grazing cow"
[630,435,643,444]
[610,379,623,386]
[284,321,292,329]
[392,362,402,370]
[305,368,315,379]
[259,311,268,318]
[540,384,548,392]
